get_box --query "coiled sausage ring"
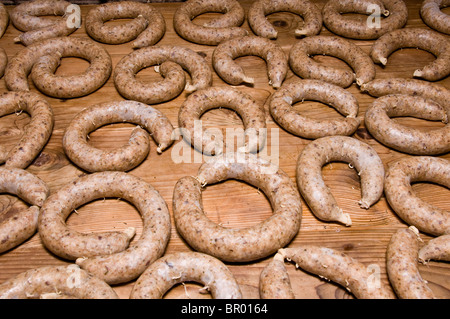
[172,153,302,262]
[85,1,165,48]
[114,45,212,104]
[38,171,171,285]
[173,0,247,45]
[63,100,174,172]
[269,79,361,139]
[0,91,54,169]
[130,252,242,299]
[10,0,80,46]
[0,265,118,299]
[0,167,49,254]
[177,86,266,156]
[322,0,408,40]
[5,37,112,99]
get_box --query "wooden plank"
[0,0,449,300]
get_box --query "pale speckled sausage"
[38,171,171,285]
[360,78,450,107]
[173,0,247,45]
[85,1,165,48]
[0,91,54,169]
[420,0,450,35]
[365,94,450,155]
[322,0,408,40]
[0,5,9,79]
[370,28,450,81]
[114,59,186,105]
[269,79,361,139]
[289,35,376,87]
[62,100,174,172]
[0,48,7,79]
[0,265,118,299]
[212,35,288,88]
[178,86,266,156]
[130,252,242,299]
[10,0,79,46]
[418,234,450,263]
[259,252,295,299]
[384,156,450,237]
[5,37,112,99]
[247,0,322,39]
[264,246,396,299]
[114,45,212,104]
[0,147,7,166]
[172,153,302,263]
[0,3,8,38]
[386,227,436,299]
[296,136,385,226]
[0,167,50,254]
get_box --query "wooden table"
[0,0,449,300]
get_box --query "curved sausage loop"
[387,227,436,299]
[260,246,396,299]
[370,28,450,81]
[0,167,50,254]
[130,252,242,299]
[0,4,8,78]
[177,86,266,156]
[114,45,212,104]
[289,35,376,87]
[0,265,118,299]
[5,37,112,99]
[0,91,54,169]
[0,3,9,38]
[322,0,408,39]
[173,0,247,45]
[85,1,166,48]
[38,171,171,285]
[360,78,450,107]
[247,0,322,39]
[212,35,288,88]
[384,156,450,237]
[10,0,79,46]
[269,79,361,139]
[63,100,174,172]
[296,136,385,226]
[420,0,450,35]
[172,152,302,262]
[259,252,295,299]
[418,234,450,264]
[0,48,7,79]
[365,94,450,155]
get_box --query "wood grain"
[0,0,449,300]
